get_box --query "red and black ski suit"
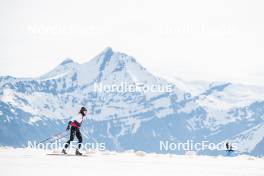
[64,113,84,149]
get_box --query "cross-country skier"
[225,142,234,156]
[226,142,233,151]
[62,107,88,155]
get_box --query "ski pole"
[37,131,67,144]
[48,133,69,143]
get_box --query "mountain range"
[0,47,263,156]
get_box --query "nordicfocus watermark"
[27,140,106,151]
[94,82,173,93]
[160,140,238,152]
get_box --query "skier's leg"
[64,127,76,149]
[76,129,83,149]
[75,129,83,155]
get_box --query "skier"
[225,142,234,156]
[226,142,233,151]
[62,107,88,155]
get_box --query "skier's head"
[79,107,87,116]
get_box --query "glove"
[66,125,70,131]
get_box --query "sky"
[0,0,264,85]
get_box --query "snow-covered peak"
[38,58,78,81]
[76,47,159,86]
[60,58,74,66]
[93,47,113,66]
[101,46,113,55]
[35,47,153,86]
[91,47,138,68]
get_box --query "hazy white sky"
[1,0,264,85]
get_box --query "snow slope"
[0,148,263,176]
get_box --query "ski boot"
[62,149,67,154]
[75,149,83,156]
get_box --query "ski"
[46,153,90,157]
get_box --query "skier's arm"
[66,121,71,131]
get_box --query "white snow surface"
[0,148,263,176]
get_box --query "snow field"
[0,148,263,176]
